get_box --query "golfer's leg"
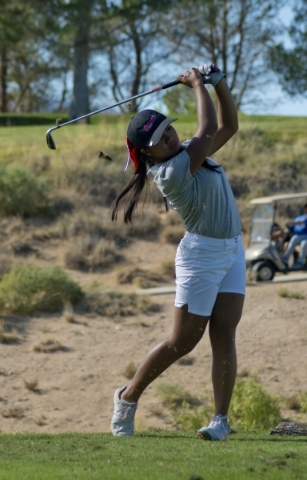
[209,292,245,416]
[121,304,210,403]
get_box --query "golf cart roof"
[250,193,307,205]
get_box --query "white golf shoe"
[197,414,230,441]
[111,386,137,436]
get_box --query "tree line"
[0,0,304,119]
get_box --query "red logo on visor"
[143,115,157,132]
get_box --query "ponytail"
[111,147,147,223]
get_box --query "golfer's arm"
[187,84,218,174]
[207,78,238,156]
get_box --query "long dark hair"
[111,145,221,223]
[111,150,158,223]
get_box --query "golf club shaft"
[51,80,180,131]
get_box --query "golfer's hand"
[198,63,225,87]
[177,68,204,89]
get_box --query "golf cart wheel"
[252,261,276,282]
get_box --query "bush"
[162,225,185,244]
[126,211,161,239]
[83,291,161,317]
[0,166,53,217]
[229,376,281,429]
[117,267,162,288]
[171,402,212,431]
[155,382,208,430]
[0,264,83,314]
[65,238,123,272]
[156,377,281,431]
[298,391,307,413]
[155,382,200,409]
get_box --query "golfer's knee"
[166,338,197,357]
[210,326,236,346]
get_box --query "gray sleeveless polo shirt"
[147,149,241,239]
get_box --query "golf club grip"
[161,80,181,89]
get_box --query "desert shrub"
[58,211,110,238]
[165,210,183,226]
[117,267,162,288]
[155,382,200,409]
[56,207,161,244]
[33,339,67,353]
[298,391,307,413]
[284,394,301,411]
[171,402,212,431]
[227,173,250,198]
[155,382,207,430]
[123,361,137,380]
[160,260,175,279]
[278,288,305,299]
[162,225,185,244]
[0,166,53,217]
[177,355,195,366]
[0,321,20,344]
[56,210,126,245]
[126,211,161,239]
[0,264,83,314]
[0,254,13,278]
[156,377,281,431]
[65,238,123,272]
[64,163,126,207]
[90,240,123,271]
[83,291,161,317]
[65,248,89,272]
[229,376,281,429]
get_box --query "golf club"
[46,79,181,150]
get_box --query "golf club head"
[46,130,56,150]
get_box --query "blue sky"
[243,5,307,117]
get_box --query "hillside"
[0,114,307,433]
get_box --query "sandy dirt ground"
[1,239,307,434]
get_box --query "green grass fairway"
[0,431,306,480]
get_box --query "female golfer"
[111,64,245,441]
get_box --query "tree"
[0,1,68,113]
[269,1,307,97]
[102,0,179,113]
[23,0,112,119]
[163,0,284,110]
[0,1,28,112]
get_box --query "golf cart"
[245,192,307,281]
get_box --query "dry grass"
[277,288,305,299]
[117,267,162,288]
[2,407,24,418]
[34,414,47,426]
[32,339,67,353]
[284,394,301,411]
[160,260,175,279]
[63,301,76,323]
[0,254,13,277]
[176,355,195,366]
[164,210,183,226]
[125,211,161,239]
[65,237,123,273]
[122,361,137,380]
[24,379,39,392]
[0,321,20,344]
[83,291,161,317]
[155,381,201,409]
[162,225,185,245]
[148,404,165,417]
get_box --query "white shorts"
[175,232,246,316]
